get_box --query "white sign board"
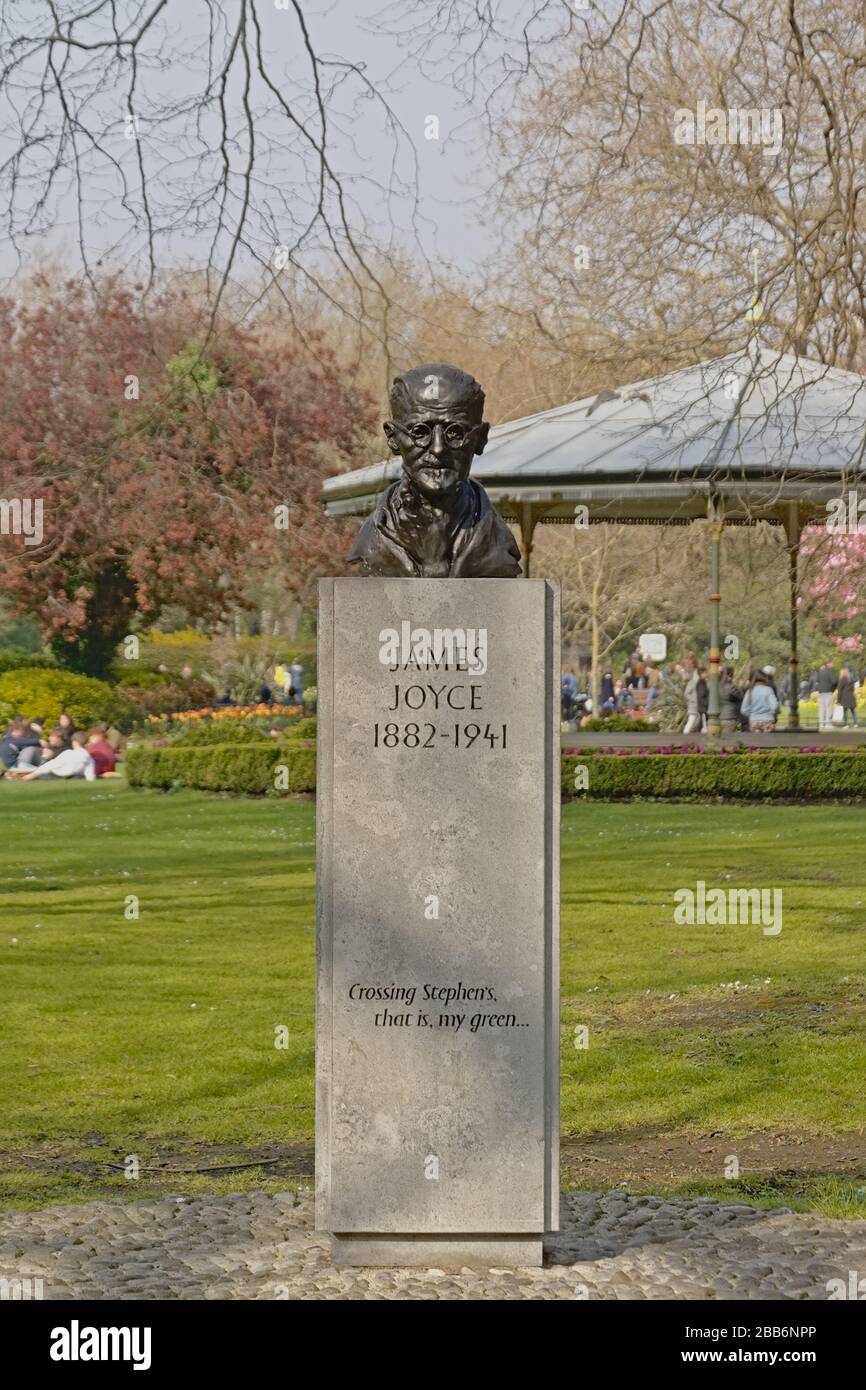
[639,632,667,661]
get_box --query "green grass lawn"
[1,781,864,1214]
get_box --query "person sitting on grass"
[12,730,96,781]
[57,711,76,747]
[0,717,43,772]
[39,727,68,763]
[0,717,28,770]
[85,727,117,776]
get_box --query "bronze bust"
[348,363,522,578]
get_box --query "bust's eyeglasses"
[397,421,477,449]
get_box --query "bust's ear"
[383,420,402,454]
[474,421,490,455]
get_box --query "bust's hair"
[389,363,485,420]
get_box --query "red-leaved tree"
[0,276,373,676]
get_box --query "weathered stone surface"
[316,578,559,1262]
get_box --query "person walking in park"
[683,665,701,733]
[273,663,289,700]
[644,657,661,710]
[816,659,837,731]
[600,670,615,714]
[719,666,743,734]
[288,660,305,706]
[561,666,578,724]
[696,667,709,730]
[837,666,859,727]
[741,671,780,732]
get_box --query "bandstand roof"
[321,346,866,526]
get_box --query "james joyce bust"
[348,363,522,578]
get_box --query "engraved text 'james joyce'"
[379,622,487,674]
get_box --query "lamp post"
[785,500,801,730]
[707,493,724,737]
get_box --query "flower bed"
[143,702,304,735]
[563,743,846,757]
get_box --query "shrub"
[141,627,211,649]
[126,741,316,794]
[579,715,659,732]
[204,642,316,704]
[113,669,179,690]
[110,680,214,731]
[121,629,212,680]
[561,750,866,800]
[651,678,689,732]
[126,629,318,685]
[0,668,114,727]
[0,651,57,674]
[235,634,315,675]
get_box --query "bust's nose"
[429,423,448,456]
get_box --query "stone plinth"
[316,578,559,1268]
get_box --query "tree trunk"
[50,561,136,680]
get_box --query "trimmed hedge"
[125,741,316,794]
[127,741,866,801]
[282,716,317,741]
[562,751,866,800]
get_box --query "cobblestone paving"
[2,1191,864,1300]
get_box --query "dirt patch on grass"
[561,1128,866,1187]
[4,1131,865,1201]
[0,1139,316,1201]
[565,989,866,1034]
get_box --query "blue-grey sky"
[0,0,558,284]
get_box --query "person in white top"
[18,731,97,781]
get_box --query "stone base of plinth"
[330,1235,543,1269]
